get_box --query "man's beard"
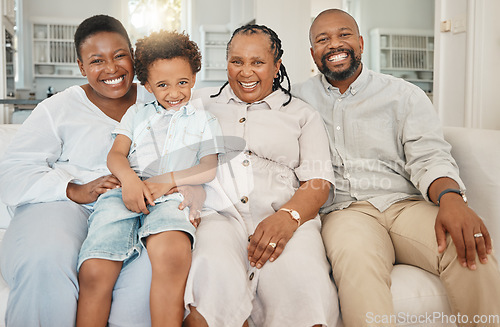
[319,49,362,81]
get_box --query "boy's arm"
[145,154,218,198]
[107,134,155,213]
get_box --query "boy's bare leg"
[76,258,122,327]
[147,231,192,327]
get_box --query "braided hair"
[210,24,292,106]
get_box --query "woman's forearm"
[280,178,331,224]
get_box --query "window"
[128,0,182,44]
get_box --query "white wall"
[254,0,312,84]
[19,0,125,98]
[434,0,467,127]
[357,0,434,70]
[434,0,500,130]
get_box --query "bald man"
[293,8,500,327]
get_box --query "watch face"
[462,193,468,203]
[291,211,300,220]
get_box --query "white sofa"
[0,124,499,327]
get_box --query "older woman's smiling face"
[227,32,281,104]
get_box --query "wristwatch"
[279,208,301,226]
[437,188,467,205]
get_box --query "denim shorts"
[78,188,196,271]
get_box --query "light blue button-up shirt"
[293,67,464,212]
[114,98,224,180]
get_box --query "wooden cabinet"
[32,21,82,78]
[199,25,231,81]
[370,28,434,96]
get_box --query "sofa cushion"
[391,265,455,326]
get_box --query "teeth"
[328,53,348,62]
[168,100,181,105]
[240,81,258,89]
[103,76,124,85]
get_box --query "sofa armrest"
[443,126,500,251]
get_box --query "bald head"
[309,9,360,46]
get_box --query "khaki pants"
[322,199,500,327]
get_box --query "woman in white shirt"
[0,15,174,327]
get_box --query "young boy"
[76,30,224,327]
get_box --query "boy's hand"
[143,180,175,201]
[122,178,155,214]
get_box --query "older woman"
[184,24,340,327]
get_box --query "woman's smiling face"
[227,32,281,104]
[77,31,135,100]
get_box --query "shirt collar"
[320,65,368,96]
[151,99,196,115]
[215,84,288,110]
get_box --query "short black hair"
[134,30,201,85]
[74,14,131,61]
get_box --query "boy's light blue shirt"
[113,98,224,182]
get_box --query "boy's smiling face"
[144,57,196,110]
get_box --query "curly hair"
[74,15,131,61]
[135,30,202,85]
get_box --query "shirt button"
[240,196,248,204]
[244,150,252,156]
[338,98,342,102]
[249,272,254,280]
[147,126,151,130]
[336,126,341,131]
[345,173,350,178]
[239,117,246,123]
[353,193,358,198]
[242,159,249,166]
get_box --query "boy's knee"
[79,259,121,291]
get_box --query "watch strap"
[437,188,467,205]
[278,208,300,226]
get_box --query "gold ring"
[473,233,483,238]
[268,242,277,249]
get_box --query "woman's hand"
[166,185,206,227]
[121,178,155,214]
[247,210,298,269]
[66,174,121,204]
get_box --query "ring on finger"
[473,232,483,238]
[268,242,277,249]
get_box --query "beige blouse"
[194,86,335,235]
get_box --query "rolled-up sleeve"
[402,89,465,201]
[294,108,335,187]
[112,104,137,140]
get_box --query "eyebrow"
[86,48,128,60]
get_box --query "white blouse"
[0,85,154,207]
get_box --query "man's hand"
[66,175,121,204]
[247,211,298,269]
[435,194,492,270]
[166,185,206,227]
